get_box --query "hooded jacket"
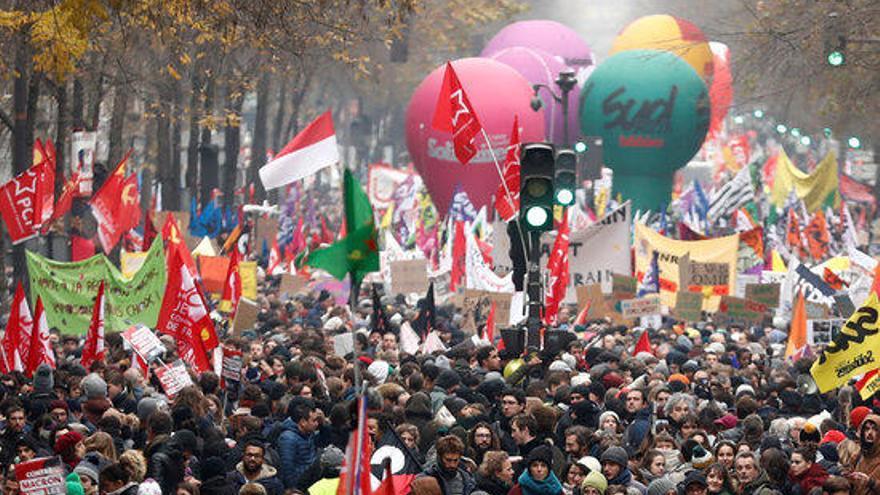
[276,417,317,489]
[854,414,880,495]
[227,461,285,495]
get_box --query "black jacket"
[476,473,510,495]
[420,464,477,495]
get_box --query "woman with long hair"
[705,463,734,495]
[638,449,667,485]
[713,440,737,472]
[84,431,117,461]
[560,462,588,495]
[788,446,828,494]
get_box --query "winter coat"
[476,473,511,495]
[420,463,477,495]
[276,417,317,489]
[738,470,782,495]
[227,461,285,495]
[854,414,880,495]
[624,406,651,453]
[199,475,238,495]
[145,436,186,495]
[788,462,828,495]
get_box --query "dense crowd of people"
[0,273,878,495]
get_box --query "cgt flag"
[432,61,483,165]
[494,116,521,222]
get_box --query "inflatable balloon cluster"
[580,15,716,211]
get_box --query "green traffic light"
[848,136,861,149]
[791,128,801,137]
[827,50,845,66]
[525,206,548,227]
[574,141,588,153]
[823,127,832,138]
[556,188,574,206]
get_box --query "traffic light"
[554,149,576,206]
[825,35,846,66]
[519,143,555,231]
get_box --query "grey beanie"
[321,446,345,468]
[33,364,54,394]
[81,373,107,399]
[74,456,102,483]
[600,446,628,467]
[646,477,676,495]
[137,397,163,422]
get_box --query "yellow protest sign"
[770,149,840,212]
[240,261,257,299]
[811,292,880,393]
[634,224,738,311]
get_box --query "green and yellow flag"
[306,170,379,287]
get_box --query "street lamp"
[848,136,862,149]
[530,70,578,146]
[776,124,787,134]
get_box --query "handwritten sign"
[685,261,730,289]
[390,259,429,295]
[620,295,662,319]
[674,291,703,322]
[745,283,780,308]
[155,360,193,399]
[717,296,767,325]
[121,324,165,363]
[459,290,512,329]
[221,347,243,385]
[611,274,637,301]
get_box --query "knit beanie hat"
[600,446,628,467]
[526,445,554,471]
[821,429,846,445]
[33,364,54,394]
[691,445,713,469]
[74,454,103,483]
[54,431,83,455]
[81,373,108,400]
[136,397,163,422]
[646,477,676,495]
[321,446,345,468]
[137,480,162,495]
[66,472,85,495]
[851,406,871,430]
[800,422,821,443]
[598,411,620,428]
[581,471,607,493]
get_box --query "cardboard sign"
[279,274,307,299]
[459,290,513,329]
[745,283,780,308]
[121,324,166,362]
[232,297,259,335]
[611,274,637,301]
[255,217,279,248]
[683,260,730,289]
[221,347,243,384]
[430,271,452,304]
[576,284,614,320]
[620,295,662,319]
[240,261,257,299]
[717,296,767,325]
[390,259,429,295]
[674,291,703,322]
[155,360,193,399]
[14,457,66,495]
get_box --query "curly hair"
[478,450,509,479]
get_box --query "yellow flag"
[810,292,880,393]
[771,250,787,272]
[380,205,394,229]
[770,150,840,212]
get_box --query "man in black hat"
[681,470,708,495]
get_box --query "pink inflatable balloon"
[487,47,580,145]
[406,58,546,214]
[708,42,733,137]
[481,20,595,80]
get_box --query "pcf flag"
[432,61,483,165]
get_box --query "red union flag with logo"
[0,156,54,244]
[432,61,484,165]
[90,150,141,253]
[157,248,217,373]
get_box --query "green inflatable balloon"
[580,50,710,211]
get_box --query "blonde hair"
[84,432,117,461]
[837,439,861,471]
[478,451,510,478]
[118,449,147,482]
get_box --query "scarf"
[518,469,563,495]
[608,467,633,486]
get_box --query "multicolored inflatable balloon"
[708,41,733,137]
[579,50,710,211]
[485,46,580,145]
[405,58,545,214]
[610,15,714,83]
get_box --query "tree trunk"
[222,81,243,209]
[169,85,183,211]
[271,76,288,152]
[156,96,171,214]
[284,71,313,140]
[12,33,34,285]
[54,80,69,194]
[107,81,129,168]
[250,72,270,203]
[186,71,201,195]
[88,72,104,131]
[199,76,216,209]
[72,78,84,129]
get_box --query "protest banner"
[155,360,193,399]
[812,293,880,392]
[391,259,429,295]
[368,163,414,210]
[121,324,166,362]
[430,271,452,304]
[834,294,856,319]
[673,291,703,322]
[232,297,259,336]
[279,274,307,298]
[611,274,637,301]
[634,224,738,311]
[240,261,257,299]
[806,301,831,320]
[716,296,767,325]
[620,296,662,319]
[14,457,66,495]
[120,251,148,279]
[745,283,780,308]
[221,347,243,385]
[27,238,166,334]
[494,202,631,302]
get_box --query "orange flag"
[804,210,830,260]
[785,290,808,359]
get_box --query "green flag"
[306,170,379,287]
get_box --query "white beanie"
[368,360,390,384]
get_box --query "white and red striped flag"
[25,297,56,377]
[259,111,339,189]
[0,282,33,373]
[337,397,372,495]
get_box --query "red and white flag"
[268,240,284,275]
[26,297,56,377]
[484,301,497,344]
[543,209,570,326]
[449,221,466,292]
[157,248,217,373]
[0,282,32,374]
[495,116,521,222]
[221,248,242,316]
[131,350,149,380]
[337,397,372,495]
[90,150,141,253]
[81,280,106,370]
[432,61,484,165]
[259,111,338,189]
[633,329,653,356]
[0,154,54,244]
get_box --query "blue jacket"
[276,418,317,489]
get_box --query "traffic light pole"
[526,230,543,347]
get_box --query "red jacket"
[789,462,828,494]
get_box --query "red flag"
[320,215,335,245]
[543,209,570,326]
[222,248,242,316]
[157,248,217,373]
[144,211,158,248]
[268,239,283,275]
[337,398,372,495]
[785,290,808,359]
[484,301,496,343]
[823,267,847,290]
[44,172,80,229]
[81,281,106,370]
[25,297,56,377]
[634,330,653,356]
[131,350,149,381]
[291,217,306,254]
[0,157,54,244]
[162,212,198,277]
[495,116,521,222]
[574,301,591,326]
[432,61,483,165]
[0,282,32,374]
[90,150,140,253]
[450,221,466,292]
[373,463,416,495]
[71,235,96,262]
[34,139,55,228]
[870,263,880,299]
